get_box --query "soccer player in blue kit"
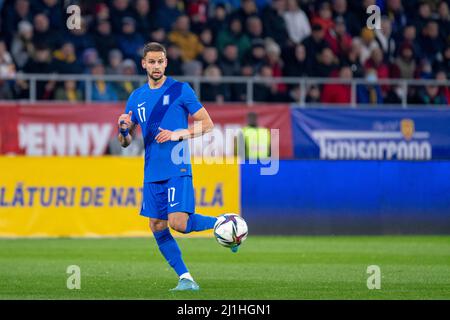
[117,42,226,291]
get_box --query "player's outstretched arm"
[117,111,136,148]
[155,107,214,143]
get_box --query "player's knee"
[149,219,167,232]
[168,219,187,233]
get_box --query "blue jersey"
[125,77,203,182]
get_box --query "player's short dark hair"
[142,42,167,59]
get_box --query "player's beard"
[149,71,163,81]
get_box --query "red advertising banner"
[0,104,20,155]
[0,103,293,158]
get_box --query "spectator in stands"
[201,64,226,102]
[154,0,183,32]
[90,60,118,102]
[114,59,139,100]
[332,0,360,37]
[401,24,422,62]
[168,15,203,62]
[384,0,407,39]
[365,47,390,96]
[186,0,209,34]
[311,1,335,34]
[199,46,219,69]
[242,39,266,74]
[82,48,100,73]
[218,43,241,101]
[216,17,251,60]
[0,0,447,106]
[2,0,32,45]
[394,42,416,79]
[413,1,432,32]
[132,0,154,38]
[245,15,265,43]
[342,38,365,78]
[375,16,396,63]
[93,19,118,65]
[413,81,448,105]
[219,43,241,76]
[23,45,57,99]
[0,79,14,99]
[117,17,145,65]
[32,13,62,50]
[105,49,123,75]
[109,0,133,34]
[265,39,286,95]
[181,59,202,77]
[418,20,445,65]
[325,15,352,60]
[357,68,384,104]
[235,63,254,101]
[253,64,277,102]
[437,1,450,44]
[10,20,34,69]
[54,80,83,102]
[305,85,321,103]
[207,4,228,44]
[148,27,168,46]
[435,70,450,104]
[95,2,110,21]
[66,17,95,58]
[312,47,339,78]
[35,0,64,31]
[301,23,328,68]
[321,65,352,104]
[433,45,450,76]
[283,0,311,45]
[229,0,258,28]
[53,41,82,74]
[359,27,379,65]
[416,58,435,79]
[284,43,309,77]
[12,71,29,99]
[0,40,15,78]
[214,0,242,12]
[261,0,289,48]
[165,43,183,76]
[199,27,214,47]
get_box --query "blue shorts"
[140,175,195,220]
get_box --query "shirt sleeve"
[124,90,138,124]
[182,83,203,116]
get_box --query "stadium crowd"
[0,0,449,104]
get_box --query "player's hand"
[155,127,179,143]
[118,111,133,130]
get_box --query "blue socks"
[184,214,217,234]
[153,228,188,277]
[152,215,217,277]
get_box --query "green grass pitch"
[0,236,449,300]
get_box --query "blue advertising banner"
[291,108,450,160]
[241,160,450,235]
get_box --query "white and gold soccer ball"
[213,213,248,248]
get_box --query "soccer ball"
[213,213,248,248]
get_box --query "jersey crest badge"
[163,95,170,106]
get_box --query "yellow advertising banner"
[0,157,240,237]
